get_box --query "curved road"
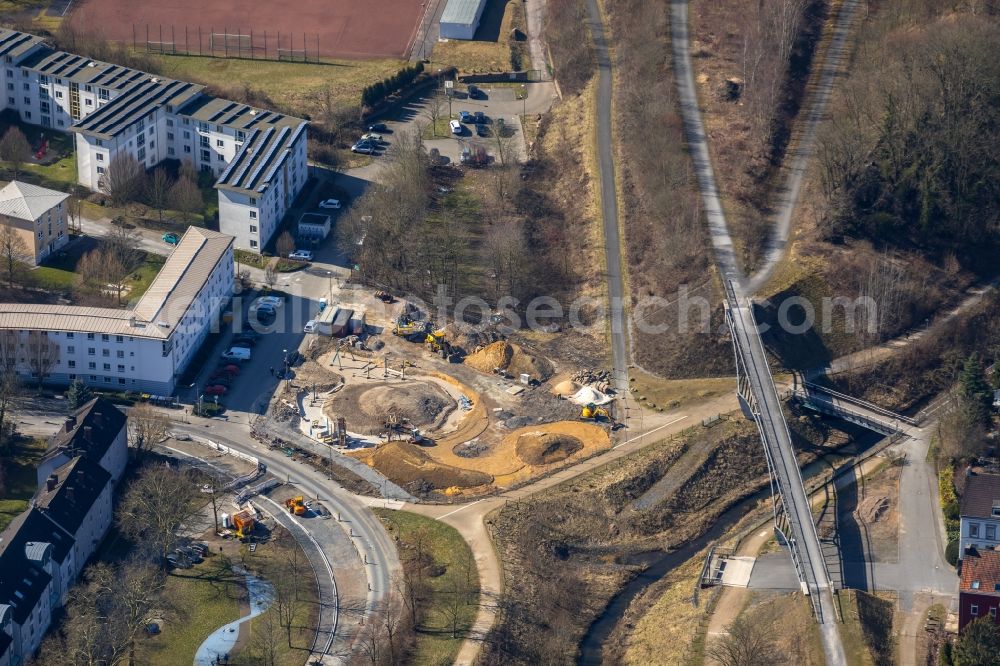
[169,422,401,662]
[670,0,860,295]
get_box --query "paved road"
[582,0,628,395]
[77,212,170,256]
[671,0,859,295]
[168,420,401,663]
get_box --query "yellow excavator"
[581,403,613,423]
[284,496,307,516]
[393,314,430,340]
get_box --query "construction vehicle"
[425,329,460,360]
[232,510,255,538]
[393,313,430,340]
[375,290,394,303]
[581,403,614,423]
[284,496,307,516]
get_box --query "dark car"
[232,336,256,348]
[474,111,486,124]
[191,542,210,556]
[368,123,387,132]
[476,123,489,137]
[468,85,485,100]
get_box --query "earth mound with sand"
[365,441,493,490]
[515,432,584,465]
[326,382,453,435]
[464,341,554,381]
[552,379,580,397]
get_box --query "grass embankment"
[139,561,242,665]
[0,437,46,531]
[374,509,479,666]
[153,55,404,114]
[628,370,735,412]
[429,0,526,73]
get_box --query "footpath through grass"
[374,508,479,666]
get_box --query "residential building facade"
[959,473,1000,560]
[0,227,234,395]
[0,181,68,266]
[959,547,1000,631]
[0,404,126,665]
[0,28,308,251]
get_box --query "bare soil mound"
[515,432,584,466]
[326,382,453,435]
[552,379,580,397]
[366,441,493,490]
[464,341,555,381]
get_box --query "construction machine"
[425,329,460,360]
[393,314,430,340]
[284,496,307,516]
[581,403,614,424]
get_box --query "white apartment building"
[0,28,308,251]
[0,226,234,395]
[960,473,1000,560]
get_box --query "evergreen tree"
[66,378,93,412]
[954,618,1000,666]
[960,353,993,426]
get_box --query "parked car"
[288,249,313,261]
[221,347,251,362]
[162,232,179,245]
[458,110,473,123]
[449,119,463,135]
[318,198,341,209]
[474,111,486,124]
[476,123,490,137]
[191,542,210,556]
[361,132,383,143]
[303,320,317,333]
[254,295,284,310]
[367,123,387,132]
[232,336,256,348]
[351,141,377,154]
[468,85,485,99]
[165,554,190,569]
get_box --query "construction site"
[261,292,620,498]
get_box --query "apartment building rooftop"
[0,28,43,61]
[961,473,1000,519]
[18,46,147,91]
[0,227,232,338]
[215,122,307,196]
[0,181,68,222]
[71,75,203,140]
[44,397,126,464]
[34,456,110,536]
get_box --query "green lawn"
[374,509,480,666]
[138,562,242,666]
[152,55,405,113]
[0,437,47,531]
[127,254,167,302]
[29,249,165,301]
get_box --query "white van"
[449,119,462,135]
[221,347,251,362]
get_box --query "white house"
[36,396,128,488]
[439,0,488,40]
[0,226,234,395]
[0,181,69,266]
[0,28,309,252]
[959,473,1000,560]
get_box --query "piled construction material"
[464,341,555,381]
[569,386,613,406]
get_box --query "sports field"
[68,0,429,60]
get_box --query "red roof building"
[959,548,1000,631]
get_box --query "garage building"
[439,0,488,40]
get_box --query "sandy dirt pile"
[515,432,584,465]
[365,441,493,490]
[464,341,555,381]
[325,382,453,435]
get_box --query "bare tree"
[100,153,145,207]
[169,176,202,223]
[26,330,58,392]
[426,87,447,138]
[75,246,129,305]
[145,167,173,222]
[249,611,281,666]
[127,403,170,456]
[276,231,295,258]
[0,126,30,180]
[66,195,83,233]
[117,465,201,562]
[706,615,781,666]
[0,224,30,288]
[272,564,303,648]
[264,264,277,288]
[0,369,19,454]
[437,575,468,639]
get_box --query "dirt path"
[704,526,774,645]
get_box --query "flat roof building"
[439,0,488,40]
